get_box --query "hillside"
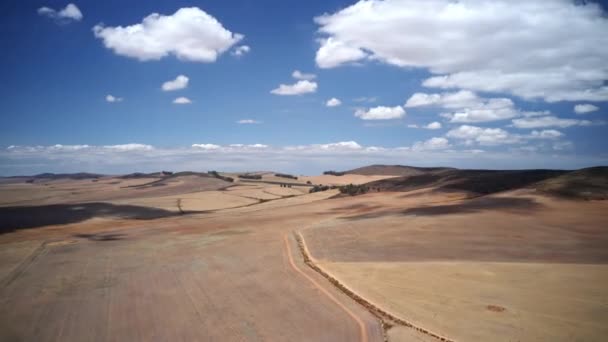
[361,166,608,199]
[536,167,608,200]
[346,164,454,176]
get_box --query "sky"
[1,0,607,175]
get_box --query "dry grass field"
[0,167,606,341]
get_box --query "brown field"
[1,169,607,341]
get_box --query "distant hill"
[354,165,608,200]
[346,164,454,176]
[536,167,608,200]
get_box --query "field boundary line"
[282,234,369,342]
[294,231,456,342]
[1,241,48,289]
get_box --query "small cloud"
[412,137,450,151]
[192,143,220,150]
[424,121,442,130]
[355,105,405,120]
[237,119,261,124]
[38,3,83,22]
[353,96,377,103]
[326,97,342,107]
[103,144,153,151]
[292,70,316,80]
[173,97,192,104]
[574,104,599,114]
[106,94,123,103]
[162,75,189,91]
[270,80,317,96]
[512,116,592,128]
[407,124,419,128]
[232,45,250,56]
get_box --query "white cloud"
[315,37,368,69]
[237,119,261,124]
[102,144,154,151]
[173,97,192,104]
[228,143,268,149]
[574,104,599,115]
[447,125,521,146]
[38,3,83,22]
[319,141,362,150]
[292,70,317,80]
[192,143,220,150]
[412,137,450,151]
[424,122,442,130]
[232,45,250,56]
[5,142,605,176]
[326,98,342,107]
[405,90,480,109]
[314,0,608,102]
[93,7,242,62]
[354,96,377,103]
[512,116,592,129]
[270,80,317,96]
[553,141,574,151]
[355,105,405,120]
[528,130,563,139]
[162,75,189,91]
[406,90,519,123]
[407,124,419,128]
[106,94,123,103]
[444,99,519,123]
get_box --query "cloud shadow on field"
[343,196,541,220]
[0,202,180,234]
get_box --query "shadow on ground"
[344,196,541,220]
[0,202,180,233]
[73,232,128,241]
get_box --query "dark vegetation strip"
[293,231,455,342]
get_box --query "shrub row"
[238,174,262,180]
[338,183,369,196]
[208,170,234,182]
[275,173,298,180]
[323,170,345,176]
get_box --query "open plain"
[1,167,607,341]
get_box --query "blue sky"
[1,0,607,175]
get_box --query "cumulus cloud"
[38,3,82,22]
[270,80,317,96]
[447,125,521,146]
[162,75,189,91]
[191,143,220,150]
[355,105,405,120]
[528,130,563,139]
[106,94,123,103]
[292,70,317,80]
[319,141,362,150]
[231,45,250,56]
[315,37,368,69]
[314,0,608,102]
[406,90,520,123]
[237,119,261,124]
[412,137,450,151]
[103,144,154,151]
[173,97,192,104]
[574,104,599,115]
[424,122,442,130]
[326,98,342,107]
[93,7,242,62]
[512,116,593,129]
